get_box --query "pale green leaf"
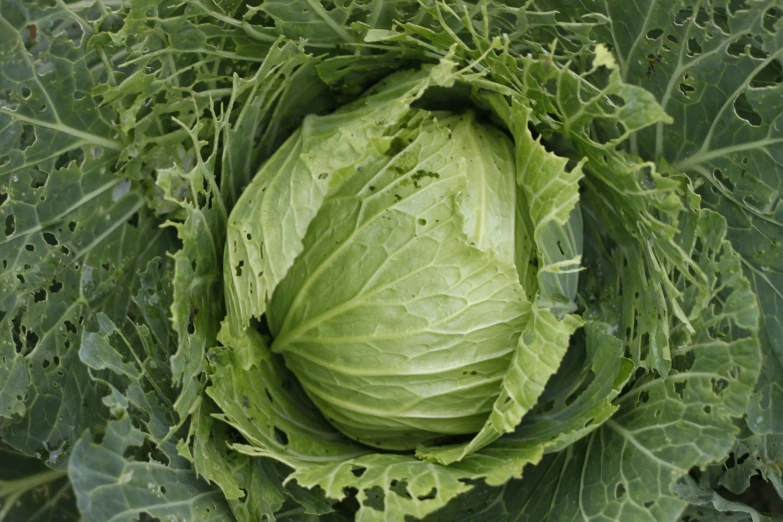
[513,321,634,454]
[224,67,449,336]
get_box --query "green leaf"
[562,1,782,501]
[223,57,335,204]
[186,401,247,502]
[73,252,328,522]
[287,449,541,522]
[71,258,234,521]
[69,416,231,522]
[257,0,415,47]
[706,431,783,512]
[78,259,179,448]
[209,323,369,465]
[259,0,362,44]
[498,100,585,317]
[158,115,227,428]
[674,473,783,522]
[559,0,783,422]
[0,0,172,465]
[224,66,449,336]
[644,1,783,441]
[678,506,766,522]
[157,38,321,429]
[513,321,634,454]
[185,399,333,522]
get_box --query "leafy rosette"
[210,51,637,519]
[203,15,760,520]
[0,2,772,521]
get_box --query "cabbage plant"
[0,1,780,522]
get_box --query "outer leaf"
[84,0,282,191]
[679,506,768,522]
[645,1,783,440]
[259,0,362,44]
[512,322,634,454]
[159,114,228,428]
[159,38,326,428]
[71,258,237,521]
[505,100,585,317]
[75,255,331,522]
[735,434,783,497]
[69,416,231,522]
[513,53,683,375]
[256,0,423,47]
[704,432,783,513]
[550,1,782,510]
[223,57,335,204]
[209,324,368,465]
[186,400,333,522]
[553,0,782,429]
[0,0,171,465]
[674,474,783,522]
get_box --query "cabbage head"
[222,64,583,464]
